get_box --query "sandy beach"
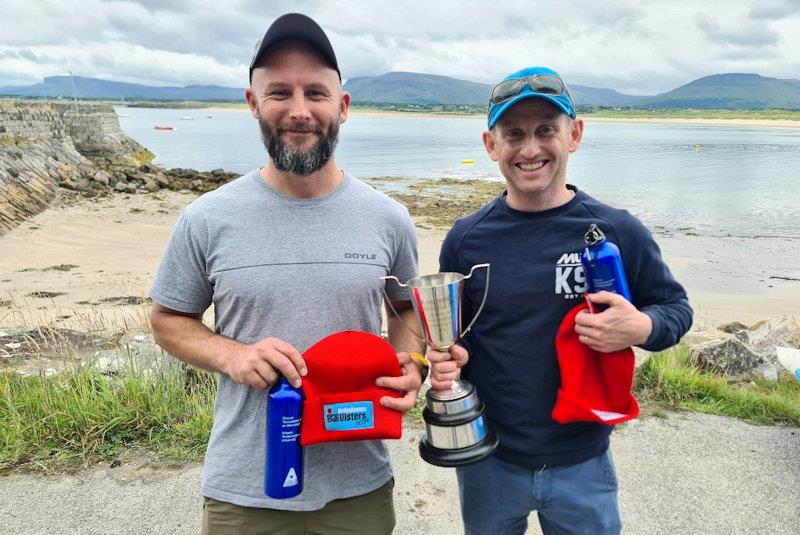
[1,188,798,334]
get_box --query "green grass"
[0,364,215,470]
[635,345,800,425]
[1,360,429,472]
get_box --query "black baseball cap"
[249,13,341,83]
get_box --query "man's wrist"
[408,352,429,382]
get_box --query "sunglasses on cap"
[489,74,573,105]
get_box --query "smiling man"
[439,67,693,534]
[148,13,465,535]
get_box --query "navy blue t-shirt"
[439,186,692,469]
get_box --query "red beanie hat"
[300,331,403,446]
[551,303,640,425]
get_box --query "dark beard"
[258,114,339,176]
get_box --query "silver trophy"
[381,264,498,467]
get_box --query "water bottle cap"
[584,223,606,246]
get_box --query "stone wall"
[0,101,88,232]
[0,100,152,233]
[0,100,238,234]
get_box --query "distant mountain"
[641,73,800,109]
[344,72,492,106]
[343,72,647,108]
[4,72,799,110]
[569,85,648,107]
[0,75,244,101]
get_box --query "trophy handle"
[459,263,490,339]
[379,276,426,342]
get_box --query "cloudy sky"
[1,0,798,95]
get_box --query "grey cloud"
[696,14,781,47]
[715,46,781,61]
[1,0,800,94]
[748,0,800,20]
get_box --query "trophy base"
[419,430,498,467]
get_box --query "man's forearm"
[387,305,426,355]
[150,308,242,375]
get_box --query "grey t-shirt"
[149,170,418,510]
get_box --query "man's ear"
[482,130,499,161]
[339,90,351,124]
[244,86,259,119]
[568,118,584,153]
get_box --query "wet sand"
[1,188,798,333]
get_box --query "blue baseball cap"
[487,66,576,129]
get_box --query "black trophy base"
[418,430,499,467]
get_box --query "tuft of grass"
[635,345,800,426]
[0,364,215,470]
[406,393,427,425]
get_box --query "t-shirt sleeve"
[384,209,418,301]
[149,208,214,314]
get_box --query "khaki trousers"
[201,480,395,535]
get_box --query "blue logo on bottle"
[323,401,375,431]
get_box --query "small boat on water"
[461,158,475,164]
[180,115,194,121]
[154,125,174,131]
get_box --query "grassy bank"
[3,343,799,472]
[0,365,215,471]
[635,345,800,425]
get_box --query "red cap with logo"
[551,302,640,425]
[300,331,403,446]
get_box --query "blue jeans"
[456,450,621,535]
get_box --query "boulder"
[681,329,729,347]
[85,332,179,376]
[144,179,159,192]
[153,172,171,188]
[691,338,779,382]
[746,316,800,352]
[92,170,112,186]
[718,321,748,334]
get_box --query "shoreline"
[582,116,800,128]
[197,105,800,127]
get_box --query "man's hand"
[575,291,653,353]
[224,337,307,390]
[376,351,423,413]
[428,344,469,390]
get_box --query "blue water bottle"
[581,223,632,306]
[265,377,304,499]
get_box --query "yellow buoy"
[461,159,475,164]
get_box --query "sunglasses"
[489,74,573,106]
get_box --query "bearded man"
[149,13,462,535]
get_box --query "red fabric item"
[300,331,403,446]
[551,303,640,425]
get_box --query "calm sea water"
[116,107,800,237]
